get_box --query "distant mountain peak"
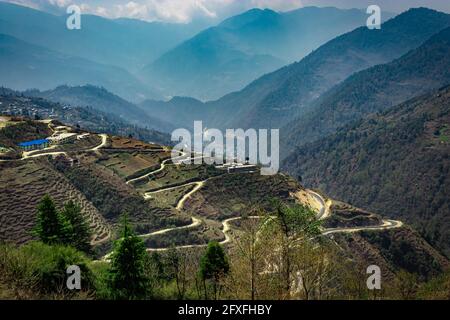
[219,8,278,29]
[143,6,371,100]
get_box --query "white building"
[47,132,77,145]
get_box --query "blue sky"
[4,0,450,23]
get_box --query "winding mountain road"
[141,185,404,251]
[98,146,404,254]
[126,151,195,185]
[322,219,404,235]
[91,134,108,151]
[20,133,108,160]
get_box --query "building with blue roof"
[18,139,50,151]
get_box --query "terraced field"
[183,172,301,221]
[145,184,196,209]
[144,220,224,250]
[52,154,192,235]
[109,136,163,150]
[132,163,222,192]
[323,201,383,229]
[0,158,110,245]
[0,121,415,260]
[98,150,171,180]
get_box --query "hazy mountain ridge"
[281,25,450,157]
[0,33,160,102]
[139,97,205,129]
[142,6,372,100]
[139,8,450,132]
[0,89,171,145]
[27,85,174,133]
[0,1,204,72]
[232,7,450,130]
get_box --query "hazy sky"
[4,0,450,23]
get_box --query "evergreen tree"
[61,200,91,253]
[108,214,148,299]
[34,195,71,245]
[199,241,229,300]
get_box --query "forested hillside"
[283,86,450,257]
[281,26,450,158]
[0,91,171,145]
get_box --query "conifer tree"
[61,200,91,253]
[34,195,71,245]
[199,241,229,300]
[108,214,148,299]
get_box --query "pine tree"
[108,214,148,299]
[61,200,91,253]
[199,241,229,300]
[34,195,71,245]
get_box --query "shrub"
[0,241,94,298]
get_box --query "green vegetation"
[361,229,445,280]
[184,173,299,221]
[284,86,450,258]
[144,224,222,249]
[417,269,450,299]
[436,124,449,143]
[62,201,92,253]
[0,112,448,300]
[107,215,149,299]
[0,242,94,299]
[34,196,92,254]
[199,242,229,300]
[269,202,322,297]
[34,195,72,246]
[147,184,195,209]
[51,156,190,234]
[0,200,449,300]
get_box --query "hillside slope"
[0,91,171,145]
[281,25,450,156]
[229,7,450,130]
[28,85,174,133]
[283,86,450,257]
[0,116,447,282]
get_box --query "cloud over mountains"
[5,0,449,23]
[4,0,304,22]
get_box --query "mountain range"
[0,33,159,102]
[0,1,205,72]
[140,8,450,134]
[142,6,375,100]
[280,23,450,157]
[26,85,174,133]
[0,2,391,103]
[0,1,209,102]
[0,89,171,145]
[1,1,450,299]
